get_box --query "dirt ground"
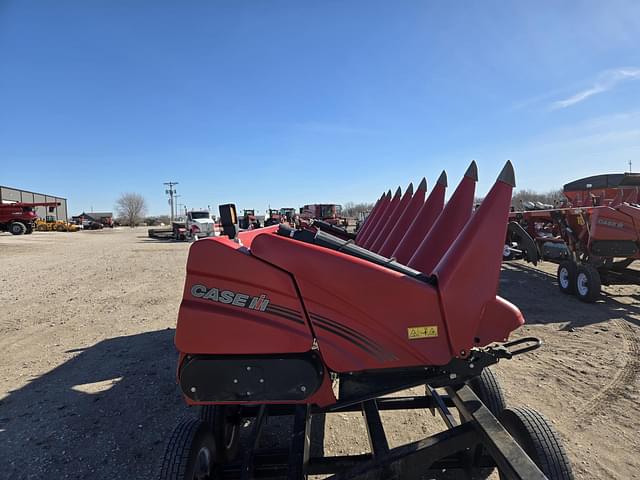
[1,228,638,479]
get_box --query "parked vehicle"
[239,209,261,230]
[299,203,346,226]
[172,210,218,241]
[0,201,61,235]
[83,220,104,230]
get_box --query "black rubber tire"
[466,368,507,417]
[10,222,26,235]
[575,264,601,303]
[498,407,574,480]
[199,405,240,463]
[159,418,218,480]
[466,368,507,479]
[56,224,66,232]
[556,261,577,295]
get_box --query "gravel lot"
[1,228,638,479]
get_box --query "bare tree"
[115,193,148,227]
[475,188,565,207]
[342,201,375,218]
[511,188,564,206]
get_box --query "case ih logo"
[190,284,270,311]
[597,218,624,229]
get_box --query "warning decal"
[407,326,438,339]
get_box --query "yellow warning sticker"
[407,326,438,339]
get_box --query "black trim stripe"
[309,313,387,354]
[265,304,305,325]
[309,312,396,361]
[267,304,302,316]
[314,323,385,360]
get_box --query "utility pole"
[629,160,633,173]
[164,181,178,222]
[174,194,182,219]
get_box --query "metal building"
[0,185,68,221]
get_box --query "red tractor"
[505,172,640,302]
[263,209,283,227]
[238,209,261,230]
[0,201,61,235]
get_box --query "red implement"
[369,183,414,253]
[379,178,427,258]
[408,162,477,275]
[392,171,447,265]
[175,161,523,410]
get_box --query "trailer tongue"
[161,162,574,480]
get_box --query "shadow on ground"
[0,329,324,480]
[500,262,640,329]
[0,329,186,479]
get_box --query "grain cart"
[160,162,574,480]
[0,201,61,235]
[505,172,640,302]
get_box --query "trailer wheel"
[466,367,506,417]
[575,265,601,303]
[556,262,576,295]
[466,368,507,478]
[159,418,219,480]
[498,407,574,480]
[199,405,240,463]
[10,222,26,235]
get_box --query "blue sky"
[1,1,639,216]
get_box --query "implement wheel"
[557,261,576,295]
[575,264,601,303]
[200,405,241,463]
[499,407,574,480]
[159,418,218,480]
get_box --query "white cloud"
[551,68,640,109]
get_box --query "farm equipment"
[239,210,261,230]
[505,172,640,302]
[279,207,297,225]
[35,217,79,232]
[299,203,346,226]
[0,201,61,235]
[161,161,574,479]
[264,209,283,227]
